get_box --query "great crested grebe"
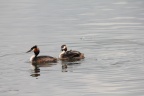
[27,45,57,64]
[59,44,85,60]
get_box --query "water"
[0,0,144,96]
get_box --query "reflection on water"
[61,61,68,72]
[30,62,57,77]
[61,60,82,72]
[29,60,83,74]
[30,69,40,78]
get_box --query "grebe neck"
[30,55,35,62]
[59,51,66,58]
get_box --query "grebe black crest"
[27,45,57,64]
[59,44,85,60]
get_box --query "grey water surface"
[0,0,144,96]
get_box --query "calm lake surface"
[0,0,144,96]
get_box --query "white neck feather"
[59,51,65,58]
[30,55,35,62]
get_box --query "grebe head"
[61,44,67,51]
[27,45,40,57]
[59,44,67,58]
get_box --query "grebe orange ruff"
[59,44,85,60]
[27,45,57,64]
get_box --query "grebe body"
[59,45,85,60]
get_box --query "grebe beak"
[26,49,32,53]
[26,45,37,53]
